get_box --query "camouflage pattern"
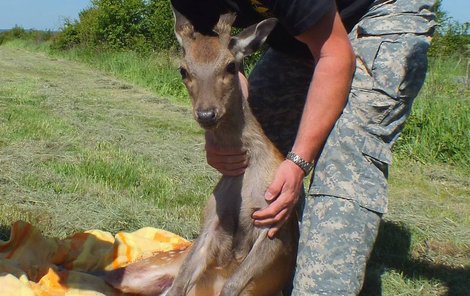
[292,196,381,295]
[248,0,436,294]
[309,0,436,214]
[248,50,314,156]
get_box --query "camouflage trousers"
[248,0,436,294]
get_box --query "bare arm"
[253,6,356,237]
[293,8,355,162]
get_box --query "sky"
[0,0,90,30]
[0,0,468,30]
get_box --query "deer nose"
[196,109,217,125]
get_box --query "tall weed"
[394,57,470,168]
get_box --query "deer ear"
[172,5,195,46]
[229,18,277,60]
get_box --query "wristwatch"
[286,151,314,175]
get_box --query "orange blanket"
[0,221,191,295]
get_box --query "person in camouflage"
[172,0,436,294]
[250,1,436,294]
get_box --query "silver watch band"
[286,151,313,175]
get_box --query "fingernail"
[268,230,275,239]
[264,192,273,201]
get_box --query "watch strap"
[286,151,313,175]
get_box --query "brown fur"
[190,36,223,63]
[105,11,296,296]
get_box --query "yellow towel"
[0,221,191,296]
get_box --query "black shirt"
[171,0,373,57]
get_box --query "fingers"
[238,72,249,99]
[215,166,247,176]
[263,173,284,202]
[206,151,247,165]
[204,135,248,175]
[253,188,294,222]
[268,211,291,238]
[252,194,293,238]
[207,157,248,175]
[252,160,304,237]
[254,165,295,220]
[205,141,247,156]
[253,207,288,226]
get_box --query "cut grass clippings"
[0,44,214,239]
[0,42,469,295]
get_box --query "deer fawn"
[105,8,299,296]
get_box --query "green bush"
[428,0,470,58]
[51,21,80,50]
[145,0,176,50]
[52,0,177,53]
[0,26,54,46]
[429,22,470,58]
[75,7,101,47]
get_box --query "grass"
[362,161,470,295]
[0,41,469,295]
[394,56,470,169]
[59,47,188,104]
[2,39,187,104]
[0,43,215,239]
[10,39,469,173]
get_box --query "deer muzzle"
[195,109,218,128]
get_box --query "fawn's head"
[172,7,276,129]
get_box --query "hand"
[252,160,304,238]
[205,132,248,176]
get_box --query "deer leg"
[219,230,285,296]
[166,226,217,296]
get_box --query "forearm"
[292,54,355,163]
[292,8,356,163]
[253,5,356,235]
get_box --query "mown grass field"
[0,41,469,295]
[0,43,217,239]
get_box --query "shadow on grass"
[0,224,11,241]
[360,221,470,296]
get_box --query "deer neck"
[209,89,283,174]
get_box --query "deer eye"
[179,67,189,80]
[225,62,237,75]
